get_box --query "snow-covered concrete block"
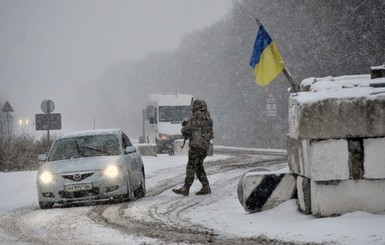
[287,135,301,174]
[364,137,385,179]
[134,143,157,156]
[174,139,189,155]
[311,179,385,217]
[287,137,349,181]
[347,139,364,179]
[287,137,311,177]
[307,139,349,181]
[296,175,311,214]
[237,168,296,213]
[289,95,385,140]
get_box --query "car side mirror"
[38,154,47,161]
[125,146,137,154]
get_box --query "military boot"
[195,185,211,195]
[172,186,189,196]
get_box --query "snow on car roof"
[59,128,122,139]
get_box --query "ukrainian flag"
[249,24,285,86]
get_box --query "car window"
[48,134,121,161]
[158,106,190,123]
[122,133,132,149]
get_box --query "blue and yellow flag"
[249,24,285,86]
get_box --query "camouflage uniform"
[173,99,214,196]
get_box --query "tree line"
[85,0,383,149]
[2,0,384,171]
[0,100,53,171]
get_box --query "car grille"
[59,187,99,199]
[62,172,94,182]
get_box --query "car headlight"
[159,134,169,140]
[39,171,54,184]
[103,165,120,178]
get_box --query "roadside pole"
[254,18,300,93]
[283,68,300,93]
[1,101,14,172]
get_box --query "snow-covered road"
[1,148,385,245]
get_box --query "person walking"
[173,99,214,196]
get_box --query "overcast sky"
[0,0,232,135]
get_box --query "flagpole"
[283,68,300,92]
[254,18,300,93]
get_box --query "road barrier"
[174,139,189,155]
[237,168,296,213]
[288,73,385,217]
[174,139,213,156]
[134,143,157,156]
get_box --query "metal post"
[47,112,50,141]
[283,68,300,93]
[6,112,10,135]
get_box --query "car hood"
[39,155,124,174]
[158,122,183,136]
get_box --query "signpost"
[266,93,277,117]
[1,101,14,171]
[35,99,61,140]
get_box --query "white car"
[36,129,145,209]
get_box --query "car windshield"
[158,106,190,123]
[48,134,120,161]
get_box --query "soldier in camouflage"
[173,99,214,196]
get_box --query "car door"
[121,132,142,184]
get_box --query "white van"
[140,94,194,155]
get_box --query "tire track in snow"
[87,151,291,244]
[1,149,298,244]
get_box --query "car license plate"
[64,183,92,192]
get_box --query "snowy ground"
[1,150,385,244]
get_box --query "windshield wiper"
[78,145,111,156]
[74,139,86,157]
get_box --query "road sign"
[2,101,14,112]
[35,113,62,130]
[266,93,277,117]
[41,99,55,114]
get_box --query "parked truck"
[139,94,194,155]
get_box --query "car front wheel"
[134,170,146,198]
[125,175,135,201]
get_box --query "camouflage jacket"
[181,110,214,151]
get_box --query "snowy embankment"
[0,151,385,245]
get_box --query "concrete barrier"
[134,143,157,156]
[363,137,385,179]
[289,74,385,217]
[296,175,311,214]
[307,179,385,217]
[237,168,296,213]
[297,175,385,217]
[288,137,350,181]
[174,139,189,155]
[173,139,213,156]
[289,95,385,140]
